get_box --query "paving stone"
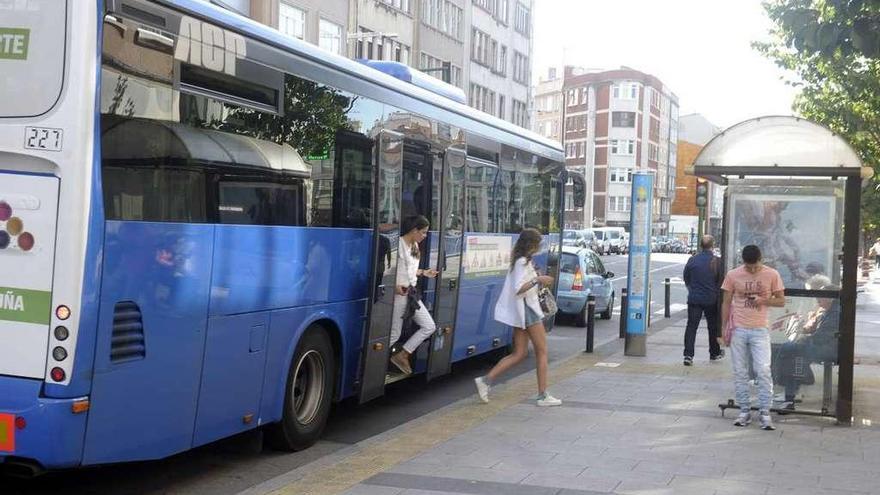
[341,485,405,495]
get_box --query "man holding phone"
[720,245,786,430]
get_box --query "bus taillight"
[50,367,65,382]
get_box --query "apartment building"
[225,0,534,129]
[552,66,678,232]
[533,67,563,143]
[466,0,533,127]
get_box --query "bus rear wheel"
[266,327,335,451]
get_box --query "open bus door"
[426,146,466,382]
[359,130,404,404]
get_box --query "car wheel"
[266,327,335,451]
[601,292,614,320]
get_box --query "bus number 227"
[24,127,63,152]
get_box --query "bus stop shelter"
[689,116,873,425]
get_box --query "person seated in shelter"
[776,275,839,409]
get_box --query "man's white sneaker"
[474,376,490,403]
[536,394,562,407]
[760,412,776,431]
[733,412,751,427]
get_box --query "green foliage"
[757,0,880,238]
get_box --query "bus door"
[359,130,404,403]
[426,147,466,381]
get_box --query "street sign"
[625,171,654,356]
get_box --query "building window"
[513,51,529,85]
[470,83,496,115]
[612,82,639,100]
[648,143,659,161]
[498,0,509,23]
[565,143,575,158]
[577,142,585,158]
[421,0,463,40]
[378,0,411,13]
[471,28,497,68]
[610,168,632,183]
[511,99,528,128]
[609,196,631,212]
[497,45,507,76]
[498,95,506,119]
[419,52,462,87]
[565,190,574,211]
[318,19,343,54]
[279,3,306,40]
[612,111,635,128]
[610,139,635,155]
[514,2,530,37]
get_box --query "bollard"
[619,288,628,338]
[585,295,596,353]
[664,277,671,318]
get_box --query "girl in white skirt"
[474,228,561,407]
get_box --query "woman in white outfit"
[474,228,561,407]
[389,215,438,374]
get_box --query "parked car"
[579,229,600,253]
[556,247,615,327]
[562,230,587,248]
[592,229,610,255]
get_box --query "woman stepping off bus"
[389,215,438,374]
[474,228,562,407]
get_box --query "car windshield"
[582,231,595,240]
[594,231,605,240]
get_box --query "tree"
[756,0,880,241]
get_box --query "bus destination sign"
[0,28,30,60]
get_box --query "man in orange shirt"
[721,245,786,430]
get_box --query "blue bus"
[0,0,585,474]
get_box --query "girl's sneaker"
[536,394,562,407]
[733,411,751,427]
[474,376,490,403]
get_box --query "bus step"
[385,371,409,385]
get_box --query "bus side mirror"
[571,173,586,208]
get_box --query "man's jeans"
[683,303,721,358]
[730,327,773,413]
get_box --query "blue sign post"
[625,171,654,356]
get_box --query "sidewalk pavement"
[243,283,880,495]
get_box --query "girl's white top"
[396,238,420,287]
[494,257,545,328]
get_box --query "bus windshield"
[0,0,67,117]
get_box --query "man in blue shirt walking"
[682,235,724,365]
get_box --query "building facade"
[549,66,678,232]
[220,0,533,129]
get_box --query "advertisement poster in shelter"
[727,194,837,289]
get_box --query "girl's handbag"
[538,287,558,318]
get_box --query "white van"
[594,227,627,255]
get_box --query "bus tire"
[266,327,335,451]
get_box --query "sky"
[533,0,800,129]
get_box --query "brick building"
[671,113,723,238]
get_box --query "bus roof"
[142,0,564,162]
